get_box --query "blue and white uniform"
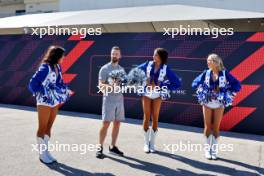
[192,69,241,108]
[28,63,71,107]
[137,61,181,100]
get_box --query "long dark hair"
[155,48,168,64]
[41,45,65,65]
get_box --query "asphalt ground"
[0,104,263,176]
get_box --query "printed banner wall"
[0,33,263,135]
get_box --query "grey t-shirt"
[98,62,125,97]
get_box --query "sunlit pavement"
[0,104,263,176]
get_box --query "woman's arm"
[162,66,181,90]
[28,63,49,95]
[137,61,149,72]
[225,71,241,92]
[57,64,67,86]
[191,70,207,89]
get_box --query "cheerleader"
[192,54,241,160]
[28,46,71,164]
[136,48,181,153]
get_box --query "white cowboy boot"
[143,129,150,153]
[44,134,57,162]
[204,135,212,159]
[149,129,157,153]
[37,137,53,164]
[211,135,218,160]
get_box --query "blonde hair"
[207,53,225,71]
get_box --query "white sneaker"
[149,129,157,153]
[44,135,57,162]
[37,137,53,164]
[143,129,150,153]
[204,135,212,159]
[211,135,218,160]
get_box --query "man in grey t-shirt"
[96,46,125,159]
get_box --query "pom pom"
[127,68,147,87]
[217,91,235,107]
[108,69,127,86]
[53,85,71,103]
[160,80,171,100]
[196,84,210,105]
[37,84,71,104]
[160,87,171,100]
[195,82,237,107]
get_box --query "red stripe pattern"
[220,34,264,130]
[60,36,94,96]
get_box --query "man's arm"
[98,80,114,92]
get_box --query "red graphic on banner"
[220,107,256,131]
[232,85,260,106]
[220,43,264,130]
[61,36,94,95]
[246,32,264,42]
